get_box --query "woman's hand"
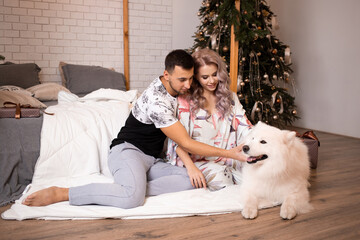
[186,164,207,189]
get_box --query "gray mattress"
[0,101,57,206]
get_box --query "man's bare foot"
[22,186,69,206]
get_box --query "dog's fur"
[240,122,312,220]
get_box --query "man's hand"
[228,143,248,162]
[187,164,207,189]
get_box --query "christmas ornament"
[292,110,297,115]
[284,47,291,64]
[222,46,229,52]
[251,101,263,122]
[262,9,269,17]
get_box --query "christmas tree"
[191,0,299,127]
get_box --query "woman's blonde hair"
[190,48,233,118]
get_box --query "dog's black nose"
[242,145,249,153]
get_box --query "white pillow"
[0,85,33,96]
[27,82,70,101]
[0,91,47,108]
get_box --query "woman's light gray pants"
[69,142,193,209]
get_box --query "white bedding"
[1,89,278,221]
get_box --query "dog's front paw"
[242,206,258,219]
[280,204,297,220]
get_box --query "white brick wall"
[0,0,173,91]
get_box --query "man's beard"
[169,80,188,96]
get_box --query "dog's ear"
[284,131,296,145]
[256,121,265,127]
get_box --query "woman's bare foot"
[22,186,69,206]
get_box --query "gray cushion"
[62,64,126,95]
[0,62,41,89]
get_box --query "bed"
[0,62,127,206]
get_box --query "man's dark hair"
[165,49,194,74]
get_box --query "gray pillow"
[0,62,41,88]
[62,64,126,95]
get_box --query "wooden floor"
[1,128,360,240]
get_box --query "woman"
[166,48,252,191]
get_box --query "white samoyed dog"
[240,121,312,220]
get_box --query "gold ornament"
[272,49,278,54]
[244,78,250,83]
[238,93,244,98]
[273,115,279,120]
[222,46,229,52]
[240,82,245,86]
[262,10,269,17]
[255,107,261,112]
[292,110,297,115]
[257,52,261,56]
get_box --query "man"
[23,50,248,209]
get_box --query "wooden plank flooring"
[1,128,360,240]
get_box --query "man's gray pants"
[69,142,193,209]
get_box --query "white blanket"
[2,89,277,221]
